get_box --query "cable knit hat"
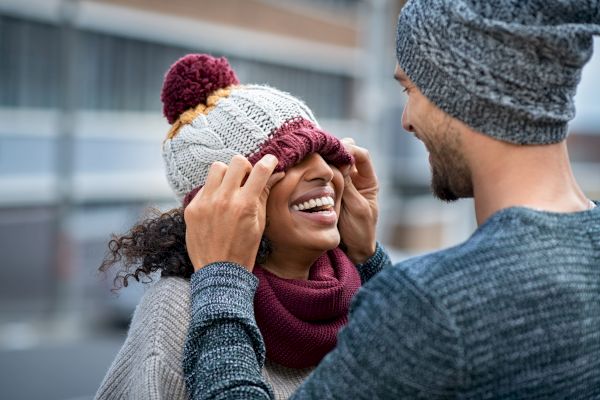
[160,54,353,204]
[396,0,600,144]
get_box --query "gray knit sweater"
[95,277,313,400]
[184,204,600,399]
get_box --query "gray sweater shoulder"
[346,206,600,397]
[94,277,190,400]
[97,276,310,400]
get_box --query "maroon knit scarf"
[252,247,361,369]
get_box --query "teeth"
[293,196,335,211]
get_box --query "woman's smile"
[290,186,338,226]
[263,153,346,266]
[291,205,338,225]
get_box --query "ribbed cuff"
[355,242,391,283]
[190,262,259,323]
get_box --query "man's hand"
[338,138,379,264]
[184,154,284,272]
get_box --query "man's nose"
[402,107,414,133]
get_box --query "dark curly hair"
[99,207,272,290]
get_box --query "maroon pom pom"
[161,54,239,124]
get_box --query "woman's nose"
[304,154,334,182]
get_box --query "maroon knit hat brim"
[247,117,354,173]
[182,117,354,208]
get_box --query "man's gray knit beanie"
[396,0,600,144]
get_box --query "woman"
[95,54,383,400]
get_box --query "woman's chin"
[309,233,341,252]
[280,229,341,254]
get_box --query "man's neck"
[470,141,590,226]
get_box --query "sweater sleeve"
[184,261,464,399]
[353,242,392,284]
[290,267,464,399]
[183,262,274,400]
[95,279,190,400]
[96,353,187,400]
[132,356,187,400]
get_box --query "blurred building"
[0,1,599,398]
[1,0,599,320]
[0,0,381,319]
[0,1,391,398]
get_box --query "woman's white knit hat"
[160,54,353,204]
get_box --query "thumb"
[260,172,285,204]
[342,175,363,206]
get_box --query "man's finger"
[221,155,253,191]
[342,175,363,206]
[340,139,375,179]
[338,163,352,178]
[203,161,228,193]
[243,154,280,198]
[349,145,376,180]
[259,172,285,205]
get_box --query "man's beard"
[421,117,473,202]
[431,165,460,201]
[429,150,473,202]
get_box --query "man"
[182,0,600,398]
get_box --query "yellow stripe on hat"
[166,86,236,140]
